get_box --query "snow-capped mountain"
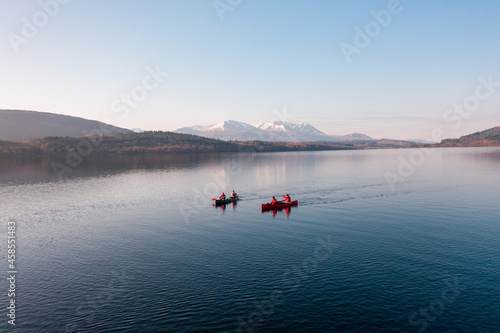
[174,125,211,136]
[174,120,373,142]
[208,120,256,132]
[176,120,268,141]
[254,121,334,142]
[256,121,326,135]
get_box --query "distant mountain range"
[174,120,373,142]
[0,109,131,141]
[1,110,498,158]
[2,110,497,150]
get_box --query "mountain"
[255,121,335,142]
[174,120,373,142]
[433,126,500,147]
[175,120,263,141]
[336,133,373,141]
[0,109,132,141]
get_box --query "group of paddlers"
[219,190,238,200]
[271,194,291,204]
[218,191,292,204]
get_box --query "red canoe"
[261,200,298,210]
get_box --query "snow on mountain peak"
[174,119,372,142]
[207,120,255,132]
[256,122,286,132]
[257,121,325,135]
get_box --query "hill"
[0,131,415,158]
[418,126,500,148]
[0,109,132,141]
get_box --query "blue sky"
[1,0,499,139]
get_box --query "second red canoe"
[261,200,298,210]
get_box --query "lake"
[1,147,499,332]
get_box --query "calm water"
[1,148,499,332]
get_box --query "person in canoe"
[282,194,291,203]
[219,192,226,200]
[230,190,238,198]
[271,196,278,204]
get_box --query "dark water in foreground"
[1,148,499,332]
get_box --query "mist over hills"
[175,120,373,142]
[0,109,132,141]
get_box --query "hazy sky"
[1,0,499,139]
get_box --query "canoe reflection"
[261,205,293,218]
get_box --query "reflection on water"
[213,201,238,213]
[3,147,499,186]
[1,147,499,332]
[261,205,294,218]
[0,153,224,184]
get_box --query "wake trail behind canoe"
[236,182,405,207]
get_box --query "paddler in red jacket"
[220,192,226,200]
[282,194,291,203]
[271,196,278,204]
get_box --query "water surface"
[1,148,499,332]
